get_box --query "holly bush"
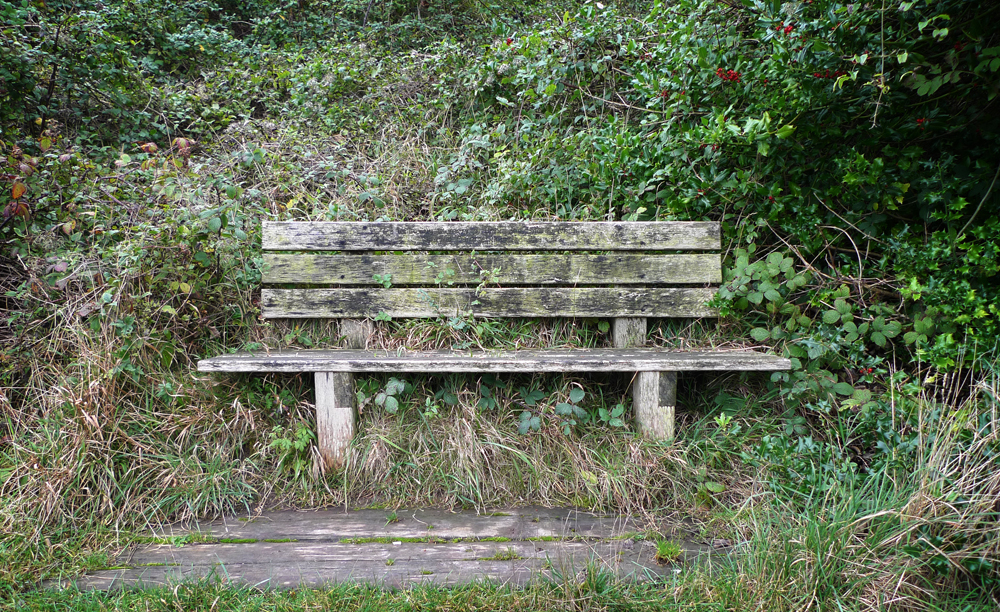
[461,0,999,379]
[628,0,999,373]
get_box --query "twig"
[821,224,866,308]
[870,0,887,128]
[558,80,662,114]
[957,160,1000,237]
[764,220,832,281]
[39,9,70,135]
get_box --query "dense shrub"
[461,0,999,373]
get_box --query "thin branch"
[957,160,1000,237]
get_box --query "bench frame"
[199,222,790,468]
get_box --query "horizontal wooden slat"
[263,222,720,251]
[157,507,672,541]
[63,540,679,590]
[198,348,791,373]
[263,253,722,285]
[262,287,717,318]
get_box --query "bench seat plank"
[263,222,721,252]
[262,287,718,319]
[264,253,722,286]
[198,349,791,373]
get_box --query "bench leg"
[315,372,355,470]
[633,371,676,440]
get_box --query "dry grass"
[1,25,997,609]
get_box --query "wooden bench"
[198,221,790,468]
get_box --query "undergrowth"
[1,0,999,609]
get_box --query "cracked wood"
[263,252,722,286]
[261,287,718,318]
[263,221,721,251]
[198,348,792,373]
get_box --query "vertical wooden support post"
[314,319,371,470]
[613,317,647,349]
[315,372,355,470]
[632,372,676,440]
[614,317,676,440]
[341,319,373,349]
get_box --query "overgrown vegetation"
[1,0,998,609]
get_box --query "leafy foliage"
[2,0,999,601]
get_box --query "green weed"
[654,540,682,564]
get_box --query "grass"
[654,540,682,564]
[218,539,258,544]
[6,576,997,612]
[482,547,522,561]
[339,537,448,544]
[337,536,512,544]
[3,369,999,609]
[1,1,998,609]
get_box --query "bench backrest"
[261,222,721,320]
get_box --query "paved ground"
[49,507,722,590]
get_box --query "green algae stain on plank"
[263,253,722,286]
[198,348,792,374]
[263,221,721,252]
[261,287,718,319]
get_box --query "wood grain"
[263,221,721,251]
[633,372,676,440]
[613,318,647,349]
[198,348,792,373]
[148,507,681,542]
[263,253,722,285]
[54,507,713,591]
[261,287,718,318]
[341,319,373,349]
[60,540,687,590]
[315,372,354,470]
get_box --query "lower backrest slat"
[262,287,718,319]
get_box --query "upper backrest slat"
[263,221,720,251]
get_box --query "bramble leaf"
[832,382,854,396]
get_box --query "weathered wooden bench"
[198,221,790,468]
